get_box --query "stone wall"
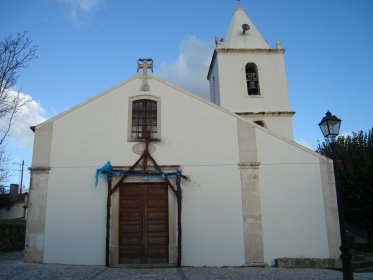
[0,219,26,252]
[275,258,341,268]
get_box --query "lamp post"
[319,111,353,280]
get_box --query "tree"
[0,32,37,184]
[0,145,10,184]
[0,183,13,210]
[317,128,373,251]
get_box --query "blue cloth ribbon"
[95,161,112,186]
[95,161,185,192]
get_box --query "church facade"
[25,8,340,267]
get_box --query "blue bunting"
[95,161,113,186]
[95,161,185,192]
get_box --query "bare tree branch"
[0,31,37,183]
[0,145,12,185]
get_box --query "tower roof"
[222,8,269,49]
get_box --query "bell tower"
[207,8,294,139]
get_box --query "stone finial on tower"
[276,40,281,49]
[215,37,224,48]
[137,58,153,91]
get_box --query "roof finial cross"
[137,58,153,91]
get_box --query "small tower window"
[131,99,157,140]
[254,120,266,127]
[246,63,260,95]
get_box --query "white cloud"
[0,90,47,150]
[158,36,214,100]
[297,140,314,150]
[57,0,103,22]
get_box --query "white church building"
[25,8,340,267]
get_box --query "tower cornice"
[217,48,285,54]
[236,111,295,117]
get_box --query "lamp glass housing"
[319,111,342,138]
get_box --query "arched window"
[246,63,260,95]
[131,99,157,140]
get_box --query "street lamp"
[319,111,341,138]
[319,111,353,280]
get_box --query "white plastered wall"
[216,50,291,114]
[42,75,245,266]
[255,128,330,265]
[208,50,293,140]
[239,114,294,140]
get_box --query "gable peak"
[222,7,269,49]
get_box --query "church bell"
[248,81,258,94]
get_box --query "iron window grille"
[131,99,157,140]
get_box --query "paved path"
[1,251,373,280]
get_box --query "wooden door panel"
[147,224,167,232]
[147,236,168,245]
[120,247,142,256]
[147,211,167,220]
[120,213,141,221]
[147,231,168,237]
[120,237,141,245]
[147,247,168,256]
[121,224,141,233]
[121,199,141,207]
[119,183,168,264]
[122,187,141,195]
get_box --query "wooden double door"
[119,183,169,264]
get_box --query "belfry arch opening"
[245,63,260,95]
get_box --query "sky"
[1,0,372,190]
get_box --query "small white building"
[0,184,28,220]
[25,8,340,267]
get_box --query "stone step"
[112,263,177,269]
[274,258,338,268]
